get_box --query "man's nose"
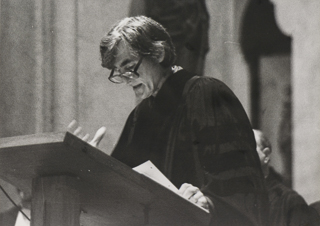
[125,77,134,86]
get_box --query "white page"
[15,208,30,226]
[133,160,179,193]
[133,160,209,213]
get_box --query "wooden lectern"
[0,132,210,226]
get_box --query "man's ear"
[156,42,165,63]
[262,147,271,163]
[263,147,271,156]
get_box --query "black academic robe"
[267,168,320,226]
[111,69,269,226]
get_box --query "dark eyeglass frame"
[108,56,144,84]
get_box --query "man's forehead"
[115,41,130,56]
[113,42,135,68]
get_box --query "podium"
[0,132,210,226]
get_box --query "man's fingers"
[197,196,210,210]
[67,120,89,141]
[74,126,83,136]
[67,120,78,133]
[197,196,208,205]
[187,190,209,210]
[89,127,106,147]
[178,183,201,200]
[67,121,106,147]
[178,183,210,210]
[82,133,90,142]
[189,190,203,201]
[183,186,200,199]
[178,183,192,195]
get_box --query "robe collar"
[148,68,195,113]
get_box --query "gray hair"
[100,16,176,69]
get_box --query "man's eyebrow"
[120,59,133,68]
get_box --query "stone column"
[51,0,79,131]
[205,0,251,116]
[271,0,320,203]
[0,0,79,135]
[34,0,79,132]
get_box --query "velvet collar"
[149,69,195,112]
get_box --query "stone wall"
[0,0,134,155]
[270,0,320,203]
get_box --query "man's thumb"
[89,127,106,147]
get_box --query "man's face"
[106,42,164,100]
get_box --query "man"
[253,129,320,226]
[70,16,269,225]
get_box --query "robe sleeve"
[181,77,269,226]
[111,109,135,164]
[267,172,320,226]
[286,194,320,226]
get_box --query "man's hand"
[178,183,210,211]
[67,120,106,147]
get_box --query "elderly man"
[70,16,269,225]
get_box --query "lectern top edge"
[0,132,65,149]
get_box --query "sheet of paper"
[133,160,179,193]
[15,208,30,226]
[133,160,210,213]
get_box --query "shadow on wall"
[240,0,292,187]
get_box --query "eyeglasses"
[108,56,143,84]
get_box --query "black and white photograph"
[0,0,319,225]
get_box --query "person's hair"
[253,129,272,151]
[100,16,176,69]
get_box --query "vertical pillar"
[34,0,79,133]
[271,0,320,203]
[205,0,251,117]
[52,0,79,131]
[31,176,80,226]
[34,0,55,133]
